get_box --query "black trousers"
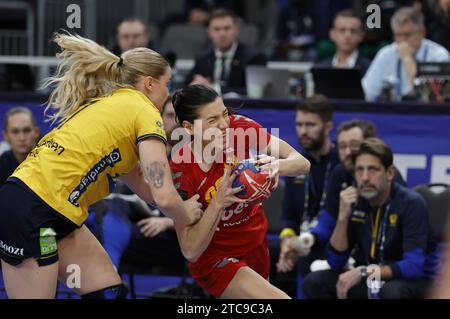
[298,244,327,277]
[302,269,431,299]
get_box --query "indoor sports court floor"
[0,272,186,299]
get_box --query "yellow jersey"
[11,88,166,226]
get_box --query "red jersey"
[170,115,271,261]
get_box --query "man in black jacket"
[317,10,371,76]
[277,95,340,277]
[185,8,267,95]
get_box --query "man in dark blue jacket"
[277,95,340,276]
[309,119,407,250]
[302,138,437,299]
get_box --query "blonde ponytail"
[44,32,169,124]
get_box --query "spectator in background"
[362,6,450,101]
[274,0,351,61]
[111,17,153,55]
[288,120,407,264]
[274,0,318,61]
[111,17,177,88]
[302,138,438,299]
[0,107,40,185]
[317,10,371,75]
[184,8,267,95]
[277,95,340,278]
[350,0,421,59]
[423,0,450,51]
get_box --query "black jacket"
[327,182,438,280]
[185,42,267,94]
[0,150,19,186]
[318,53,371,76]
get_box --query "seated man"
[290,120,407,254]
[111,17,153,55]
[302,138,438,299]
[278,119,407,295]
[362,6,449,101]
[111,17,177,76]
[0,107,40,185]
[277,95,340,278]
[273,0,319,61]
[100,183,185,273]
[317,9,371,75]
[184,8,267,95]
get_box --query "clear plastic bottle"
[367,279,384,299]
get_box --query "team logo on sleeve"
[389,214,398,226]
[68,148,122,206]
[155,120,165,136]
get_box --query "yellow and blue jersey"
[11,88,166,226]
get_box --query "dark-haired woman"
[169,84,310,298]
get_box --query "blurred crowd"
[0,0,449,102]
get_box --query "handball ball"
[231,159,276,206]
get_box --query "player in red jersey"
[169,85,311,298]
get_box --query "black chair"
[262,178,285,236]
[414,183,450,240]
[119,259,210,299]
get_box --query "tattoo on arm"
[147,161,165,189]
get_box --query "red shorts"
[188,239,270,298]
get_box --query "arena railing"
[0,1,35,56]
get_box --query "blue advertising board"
[1,100,449,187]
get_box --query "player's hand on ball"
[183,194,203,225]
[256,154,279,189]
[214,167,247,209]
